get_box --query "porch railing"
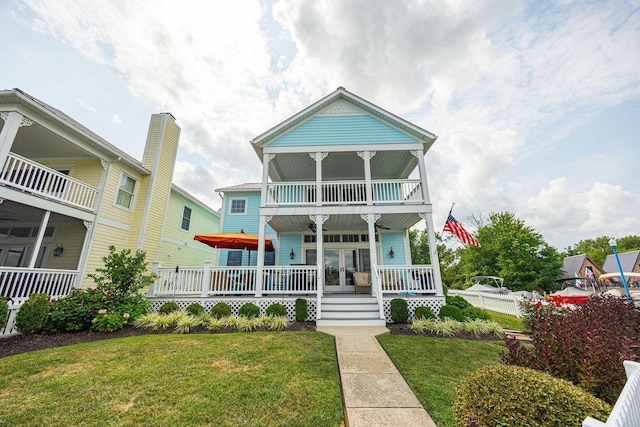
[265,179,423,206]
[375,265,437,295]
[149,264,319,297]
[0,267,78,300]
[583,360,640,426]
[1,152,99,211]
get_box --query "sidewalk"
[318,326,436,427]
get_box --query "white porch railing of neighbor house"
[1,152,99,211]
[375,265,437,294]
[448,289,524,317]
[265,179,423,206]
[148,263,319,297]
[0,268,78,336]
[583,360,640,427]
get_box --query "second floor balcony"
[265,179,424,207]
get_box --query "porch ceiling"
[269,150,418,181]
[6,121,93,159]
[267,212,422,234]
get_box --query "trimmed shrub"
[0,297,9,330]
[413,306,435,320]
[15,293,50,334]
[453,365,611,427]
[502,295,640,403]
[115,294,151,321]
[439,304,463,321]
[210,302,232,319]
[185,303,206,316]
[295,298,308,322]
[265,303,287,317]
[159,302,180,314]
[390,298,409,323]
[46,288,105,333]
[461,306,491,321]
[446,295,471,310]
[91,312,126,332]
[238,302,260,318]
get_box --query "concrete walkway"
[318,326,437,427]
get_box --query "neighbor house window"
[115,173,137,209]
[181,206,192,231]
[229,198,247,215]
[227,251,242,266]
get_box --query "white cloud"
[75,98,96,112]
[112,114,123,125]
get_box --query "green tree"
[458,212,562,292]
[564,235,640,266]
[409,229,463,288]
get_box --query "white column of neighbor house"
[27,210,51,268]
[310,213,328,319]
[413,149,444,296]
[256,153,276,297]
[361,213,381,296]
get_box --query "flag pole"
[443,202,455,231]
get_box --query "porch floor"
[317,326,436,427]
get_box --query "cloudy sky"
[2,0,639,250]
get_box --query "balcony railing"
[0,267,78,300]
[1,152,99,211]
[265,179,423,206]
[375,265,437,295]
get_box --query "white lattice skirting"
[383,296,446,323]
[148,297,317,322]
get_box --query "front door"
[323,249,356,293]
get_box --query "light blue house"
[150,87,445,325]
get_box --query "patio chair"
[353,271,371,294]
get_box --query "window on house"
[115,173,137,209]
[264,251,275,266]
[229,199,247,215]
[181,206,192,231]
[227,251,242,266]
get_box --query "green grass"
[0,333,343,427]
[379,335,505,427]
[486,310,526,331]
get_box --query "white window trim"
[113,171,138,211]
[228,198,248,215]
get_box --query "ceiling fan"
[307,223,327,233]
[375,223,390,232]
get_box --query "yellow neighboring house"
[0,88,219,302]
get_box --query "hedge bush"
[159,302,180,314]
[413,306,435,320]
[453,365,611,427]
[446,295,472,310]
[265,303,287,317]
[46,288,105,333]
[439,304,463,321]
[295,298,308,322]
[185,303,206,316]
[210,302,232,319]
[503,295,640,403]
[0,297,9,330]
[238,303,260,318]
[91,312,126,332]
[15,293,50,334]
[461,306,491,321]
[390,298,409,323]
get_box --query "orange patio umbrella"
[194,230,274,265]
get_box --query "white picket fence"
[448,289,525,317]
[583,360,640,426]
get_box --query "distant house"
[602,250,640,287]
[149,87,445,326]
[561,254,605,280]
[0,88,219,305]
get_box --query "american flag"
[443,214,481,247]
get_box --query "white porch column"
[149,261,161,297]
[420,212,444,296]
[357,151,376,205]
[412,149,431,203]
[255,215,271,297]
[361,213,380,296]
[28,210,51,268]
[310,152,327,206]
[0,112,32,163]
[310,214,328,305]
[260,153,275,206]
[201,261,211,297]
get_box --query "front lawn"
[0,332,343,427]
[486,310,526,331]
[379,335,505,427]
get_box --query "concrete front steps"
[317,295,386,327]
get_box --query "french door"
[323,248,357,293]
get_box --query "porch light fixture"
[609,238,631,301]
[290,249,295,260]
[389,247,395,258]
[53,243,64,257]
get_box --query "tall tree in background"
[457,212,562,292]
[409,230,461,289]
